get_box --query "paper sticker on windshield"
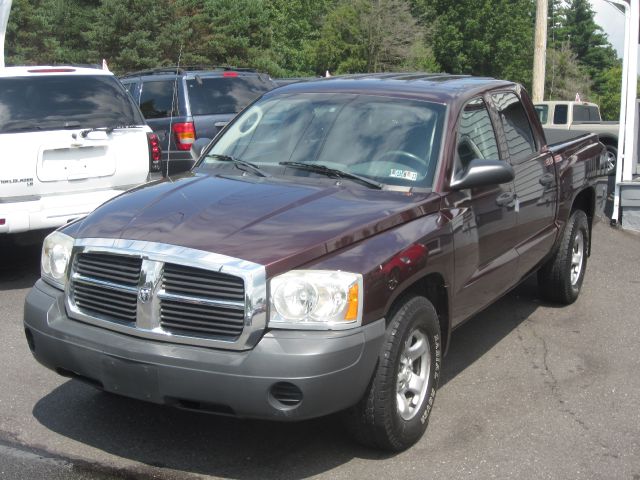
[389,169,418,181]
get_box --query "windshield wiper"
[205,153,268,177]
[1,124,43,133]
[80,125,143,137]
[279,161,383,190]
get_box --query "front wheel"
[345,296,441,451]
[538,209,589,304]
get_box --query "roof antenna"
[166,43,183,180]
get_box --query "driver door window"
[455,98,500,176]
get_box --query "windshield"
[199,93,445,189]
[0,75,144,134]
[186,76,275,115]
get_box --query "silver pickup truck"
[535,101,618,174]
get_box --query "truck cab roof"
[271,73,515,106]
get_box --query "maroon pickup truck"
[24,73,607,451]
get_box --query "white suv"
[0,66,160,236]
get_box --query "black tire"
[345,296,442,451]
[538,210,589,304]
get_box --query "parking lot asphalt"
[0,221,639,480]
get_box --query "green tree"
[559,0,617,72]
[83,0,174,72]
[5,0,61,65]
[266,0,334,75]
[549,0,619,96]
[592,65,640,121]
[545,42,592,101]
[426,0,536,87]
[314,0,430,75]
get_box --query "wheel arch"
[599,136,618,149]
[386,272,451,356]
[570,187,595,256]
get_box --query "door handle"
[496,191,516,207]
[539,173,555,186]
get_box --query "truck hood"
[70,173,441,274]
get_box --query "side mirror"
[190,137,212,161]
[450,159,514,190]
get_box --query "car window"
[139,80,179,119]
[553,104,568,125]
[0,74,144,133]
[587,106,601,121]
[455,98,500,175]
[123,81,139,102]
[186,76,275,115]
[491,92,536,161]
[203,93,446,189]
[573,105,590,122]
[534,104,548,124]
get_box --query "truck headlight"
[41,231,74,290]
[269,270,363,330]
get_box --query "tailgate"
[193,113,235,140]
[0,129,150,199]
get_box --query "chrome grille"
[162,264,244,302]
[71,252,141,324]
[73,281,137,323]
[160,300,245,337]
[76,252,141,286]
[160,264,246,339]
[66,239,267,351]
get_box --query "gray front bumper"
[24,280,385,421]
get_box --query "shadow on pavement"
[0,237,42,291]
[440,274,555,387]
[31,274,557,478]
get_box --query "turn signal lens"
[345,283,359,321]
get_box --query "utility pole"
[532,0,548,103]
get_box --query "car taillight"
[147,132,161,171]
[172,122,195,151]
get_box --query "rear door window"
[139,80,179,119]
[491,92,536,162]
[0,75,144,134]
[186,76,274,115]
[553,104,568,125]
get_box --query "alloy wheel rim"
[571,230,584,285]
[606,150,616,172]
[396,329,431,421]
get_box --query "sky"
[590,0,627,58]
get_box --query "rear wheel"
[346,296,441,451]
[538,210,589,304]
[604,144,617,175]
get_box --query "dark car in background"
[120,67,277,174]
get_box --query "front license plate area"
[101,356,159,402]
